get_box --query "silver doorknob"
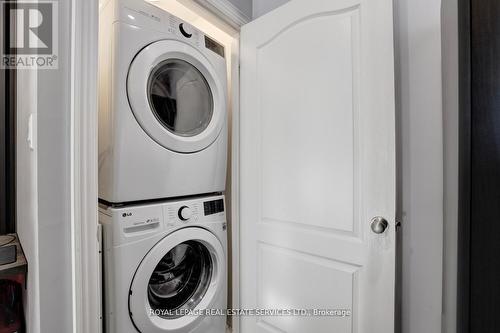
[370,217,389,234]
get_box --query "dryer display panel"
[204,35,224,58]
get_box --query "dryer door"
[127,40,226,153]
[129,227,225,333]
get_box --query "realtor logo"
[1,1,58,69]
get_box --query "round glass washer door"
[129,228,225,333]
[128,40,226,153]
[147,240,212,319]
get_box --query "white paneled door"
[239,0,396,332]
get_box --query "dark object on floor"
[0,246,16,267]
[0,280,23,333]
[0,234,26,333]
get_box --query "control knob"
[179,23,193,38]
[178,206,193,221]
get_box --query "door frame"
[229,35,241,333]
[73,1,242,333]
[0,0,17,235]
[457,0,471,331]
[458,0,500,331]
[71,0,100,332]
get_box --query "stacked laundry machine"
[98,1,228,332]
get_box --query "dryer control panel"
[166,15,203,48]
[118,0,225,58]
[167,15,225,58]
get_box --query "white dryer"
[99,0,228,204]
[99,194,227,333]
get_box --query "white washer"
[99,0,228,204]
[99,194,227,333]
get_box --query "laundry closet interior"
[97,1,239,332]
[92,0,397,332]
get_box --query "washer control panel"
[165,196,225,227]
[105,195,226,237]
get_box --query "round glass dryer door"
[128,40,226,153]
[148,60,213,138]
[129,228,225,332]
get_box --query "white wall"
[395,1,444,333]
[16,63,40,333]
[252,0,288,19]
[227,0,253,20]
[36,0,74,329]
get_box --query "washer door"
[129,228,225,333]
[127,40,226,153]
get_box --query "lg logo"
[1,1,58,68]
[122,212,132,218]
